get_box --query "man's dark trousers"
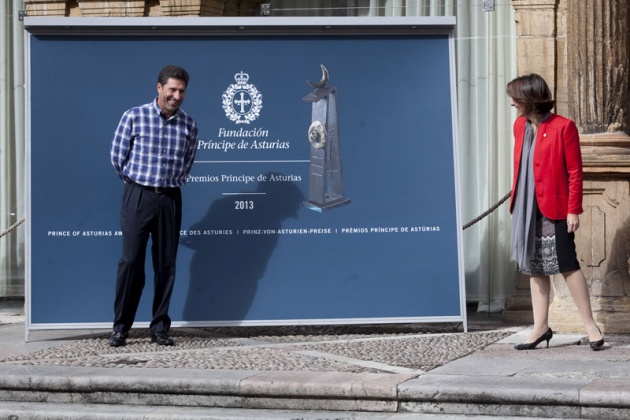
[113,182,182,335]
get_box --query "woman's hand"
[567,213,580,233]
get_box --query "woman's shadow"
[181,174,304,322]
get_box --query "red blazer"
[509,113,583,220]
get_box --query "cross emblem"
[234,92,251,114]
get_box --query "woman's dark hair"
[157,65,190,88]
[506,73,554,115]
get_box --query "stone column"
[510,0,565,109]
[567,1,629,135]
[549,0,630,334]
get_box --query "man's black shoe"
[151,331,174,346]
[109,331,128,347]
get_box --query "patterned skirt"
[520,211,581,276]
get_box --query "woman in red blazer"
[507,74,603,351]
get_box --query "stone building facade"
[23,0,266,16]
[22,0,630,333]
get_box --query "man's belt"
[126,178,178,194]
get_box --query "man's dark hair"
[506,73,554,115]
[158,65,190,88]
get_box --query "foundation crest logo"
[222,71,263,124]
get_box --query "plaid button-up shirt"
[111,98,198,188]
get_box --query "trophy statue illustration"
[302,64,350,212]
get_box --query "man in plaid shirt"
[109,65,198,347]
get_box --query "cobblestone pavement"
[0,305,517,373]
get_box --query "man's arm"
[181,121,199,179]
[110,111,133,180]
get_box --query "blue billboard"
[25,17,464,330]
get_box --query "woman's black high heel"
[514,328,553,350]
[589,327,604,351]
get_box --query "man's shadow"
[181,174,304,321]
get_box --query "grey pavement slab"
[429,355,630,379]
[428,355,539,376]
[0,365,256,394]
[496,326,584,346]
[240,371,417,398]
[399,374,589,405]
[239,371,419,412]
[580,378,630,407]
[515,359,630,379]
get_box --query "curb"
[2,365,630,418]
